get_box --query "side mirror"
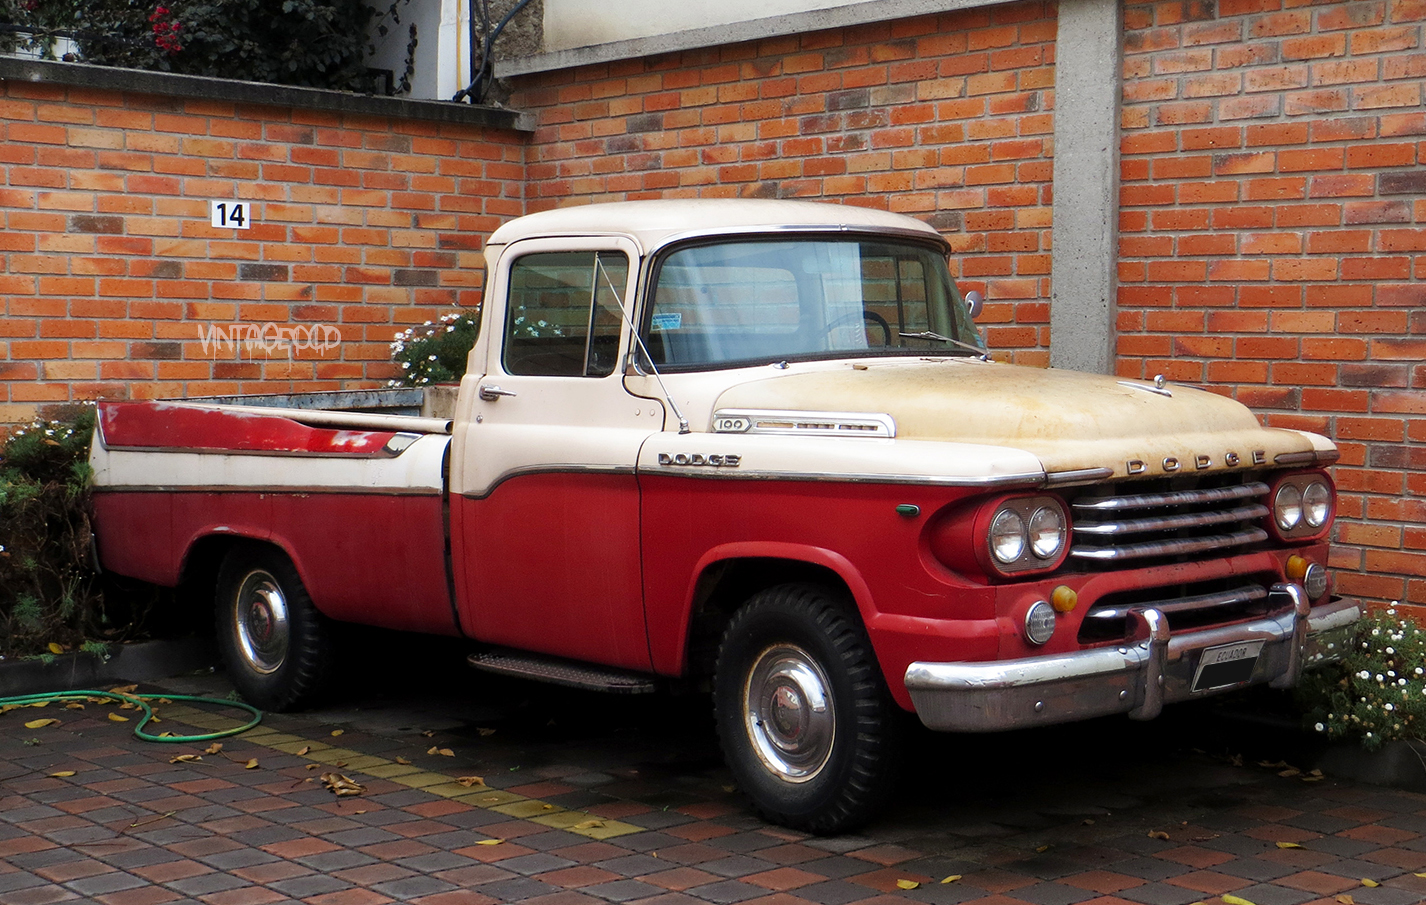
[964,290,984,320]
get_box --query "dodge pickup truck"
[90,199,1360,833]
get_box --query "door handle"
[478,384,517,401]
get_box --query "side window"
[504,251,629,377]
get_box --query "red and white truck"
[91,199,1359,832]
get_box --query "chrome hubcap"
[233,569,289,675]
[744,644,835,782]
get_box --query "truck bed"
[89,396,458,636]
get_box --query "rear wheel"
[714,583,901,834]
[215,544,333,711]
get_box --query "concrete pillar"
[1049,0,1122,374]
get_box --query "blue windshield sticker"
[651,312,682,330]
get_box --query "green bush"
[0,408,101,658]
[1296,604,1426,751]
[388,311,481,387]
[1,0,388,92]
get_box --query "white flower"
[1360,670,1371,679]
[1314,722,1325,732]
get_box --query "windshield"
[642,237,982,369]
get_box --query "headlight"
[1267,471,1335,541]
[1273,483,1302,531]
[1028,506,1064,559]
[1302,481,1331,528]
[989,509,1026,563]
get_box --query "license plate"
[1192,640,1263,693]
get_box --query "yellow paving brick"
[491,800,564,819]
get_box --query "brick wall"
[0,78,525,426]
[509,2,1058,365]
[1119,0,1426,607]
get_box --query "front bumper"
[904,584,1361,732]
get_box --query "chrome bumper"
[904,585,1361,733]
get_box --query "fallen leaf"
[542,804,555,810]
[1222,896,1258,905]
[1360,880,1379,888]
[119,702,136,710]
[1277,768,1300,778]
[307,764,321,770]
[1415,872,1426,878]
[109,684,138,695]
[940,875,962,884]
[64,703,84,710]
[478,727,496,736]
[1148,831,1170,840]
[457,776,486,787]
[574,819,605,829]
[422,730,435,738]
[204,743,223,755]
[895,880,919,890]
[47,642,64,654]
[1228,754,1243,767]
[170,755,202,764]
[296,746,310,756]
[27,701,48,708]
[244,759,259,770]
[1082,819,1095,825]
[354,810,368,815]
[1300,775,1324,782]
[1307,769,1323,777]
[395,757,412,765]
[330,730,344,737]
[108,713,129,723]
[437,748,453,757]
[1257,760,1288,768]
[475,838,503,845]
[25,718,58,729]
[49,771,76,777]
[1274,842,1302,849]
[1035,845,1050,853]
[333,762,348,768]
[319,772,366,797]
[1336,896,1355,905]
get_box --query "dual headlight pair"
[1272,476,1332,535]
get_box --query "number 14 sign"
[210,201,251,229]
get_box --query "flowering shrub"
[1,0,389,92]
[0,409,99,657]
[1296,604,1426,751]
[388,311,481,387]
[148,5,181,54]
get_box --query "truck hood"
[712,360,1325,480]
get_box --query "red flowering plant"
[148,4,181,55]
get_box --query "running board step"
[467,649,658,694]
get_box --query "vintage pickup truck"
[90,199,1359,833]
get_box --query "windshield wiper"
[898,331,990,361]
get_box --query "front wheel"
[215,544,333,711]
[713,583,901,834]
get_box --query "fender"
[670,540,878,676]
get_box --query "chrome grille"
[1077,577,1281,643]
[1070,480,1271,565]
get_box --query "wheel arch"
[178,531,328,618]
[680,543,874,683]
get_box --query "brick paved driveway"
[3,642,1425,905]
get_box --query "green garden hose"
[0,689,261,743]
